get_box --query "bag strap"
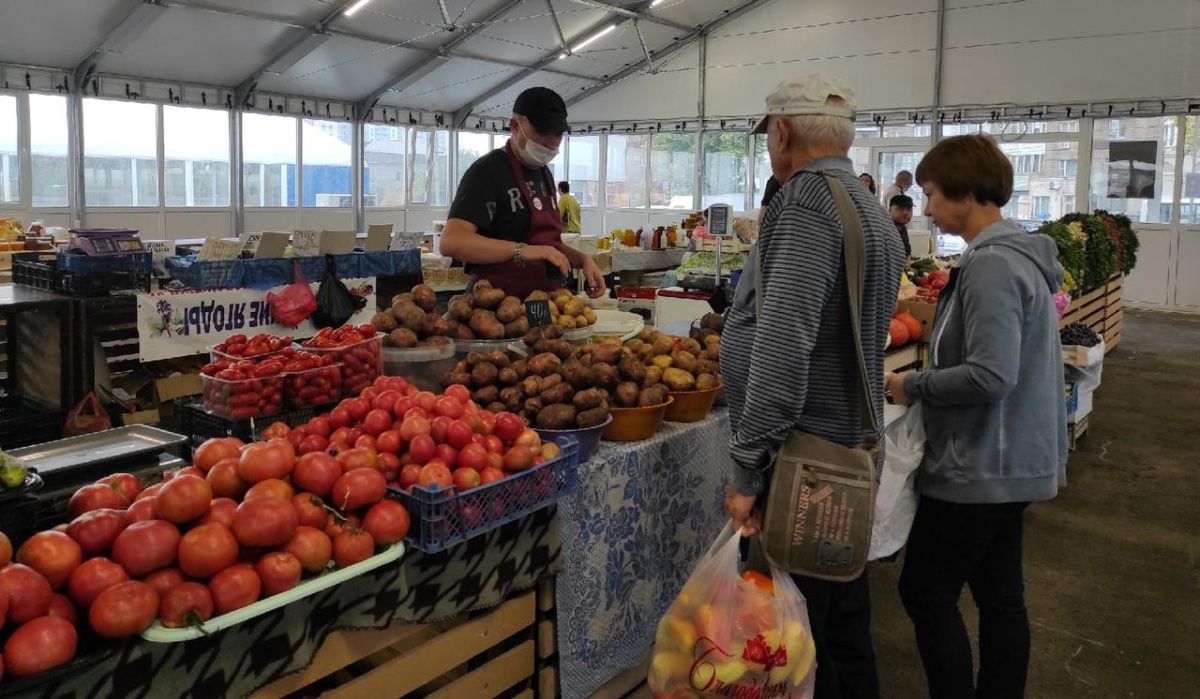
[752,172,878,441]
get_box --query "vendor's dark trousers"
[792,570,879,699]
[899,496,1031,699]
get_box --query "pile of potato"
[691,312,725,342]
[530,288,597,331]
[625,328,721,393]
[374,284,454,348]
[443,280,530,341]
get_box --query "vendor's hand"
[886,371,912,406]
[581,257,607,298]
[725,485,760,537]
[524,244,570,277]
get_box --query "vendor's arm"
[729,207,839,496]
[903,250,1024,406]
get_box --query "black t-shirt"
[448,149,558,246]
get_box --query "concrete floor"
[870,310,1200,698]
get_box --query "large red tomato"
[208,564,261,614]
[445,420,474,450]
[330,468,387,511]
[336,447,378,473]
[160,582,214,629]
[443,383,470,403]
[68,483,130,518]
[96,473,141,502]
[345,397,370,421]
[434,396,465,419]
[237,439,296,483]
[201,498,238,528]
[255,552,302,596]
[503,446,535,472]
[399,415,431,442]
[243,478,295,502]
[297,434,330,455]
[282,527,332,573]
[0,564,51,624]
[3,616,77,677]
[418,462,453,490]
[125,497,157,523]
[112,520,181,577]
[293,453,342,497]
[141,567,186,598]
[361,409,392,437]
[232,498,298,548]
[435,443,458,468]
[178,523,239,579]
[67,557,129,608]
[89,580,160,638]
[16,531,82,590]
[292,493,328,529]
[193,437,243,473]
[408,434,437,464]
[156,475,213,524]
[375,430,403,455]
[305,416,332,438]
[65,508,129,557]
[333,529,375,568]
[135,483,162,501]
[46,593,76,624]
[493,412,525,444]
[371,389,401,413]
[398,464,421,490]
[328,406,352,430]
[362,501,410,545]
[205,457,246,499]
[0,531,10,566]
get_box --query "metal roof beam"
[565,0,776,109]
[234,0,361,102]
[73,0,168,87]
[566,0,692,32]
[354,0,527,115]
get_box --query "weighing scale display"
[707,204,731,237]
[116,239,144,252]
[92,238,115,253]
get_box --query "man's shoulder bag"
[755,172,879,582]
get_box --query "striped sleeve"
[728,205,841,495]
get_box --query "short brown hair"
[915,135,1013,207]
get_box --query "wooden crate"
[884,343,924,373]
[252,587,550,699]
[1068,415,1089,450]
[1058,285,1105,330]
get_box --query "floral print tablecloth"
[557,409,733,699]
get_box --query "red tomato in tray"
[293,453,342,497]
[375,429,403,455]
[283,527,333,574]
[16,531,82,590]
[3,615,77,678]
[408,434,437,464]
[399,415,431,442]
[493,412,525,445]
[47,593,77,624]
[452,468,481,491]
[178,523,240,579]
[69,483,130,518]
[192,437,243,473]
[293,493,329,530]
[160,582,214,629]
[443,384,470,404]
[156,475,213,524]
[332,529,375,568]
[89,580,160,639]
[362,501,410,545]
[208,564,261,614]
[65,508,129,557]
[417,462,453,490]
[96,473,141,502]
[255,552,302,596]
[141,567,186,598]
[0,565,51,625]
[244,478,294,502]
[67,557,129,608]
[232,498,298,548]
[330,469,387,511]
[125,497,158,523]
[238,439,296,484]
[336,447,378,473]
[205,457,246,499]
[112,520,181,577]
[201,498,239,528]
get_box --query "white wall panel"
[1172,228,1200,309]
[403,208,449,233]
[1124,226,1173,307]
[88,211,163,238]
[365,209,407,233]
[244,210,300,234]
[162,211,232,239]
[299,209,354,231]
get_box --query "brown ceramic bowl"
[602,397,674,442]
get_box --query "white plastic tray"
[590,309,644,342]
[140,541,405,642]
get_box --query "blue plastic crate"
[1065,382,1078,415]
[57,251,152,275]
[389,436,580,553]
[166,256,242,289]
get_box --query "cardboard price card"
[197,237,243,261]
[525,299,553,327]
[292,230,321,257]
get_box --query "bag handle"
[752,172,878,442]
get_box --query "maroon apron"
[471,142,566,299]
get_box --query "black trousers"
[792,570,880,699]
[898,496,1031,699]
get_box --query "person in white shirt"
[882,170,912,206]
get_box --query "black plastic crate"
[0,494,42,547]
[13,251,150,296]
[173,395,326,457]
[0,397,63,450]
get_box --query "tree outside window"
[702,132,749,210]
[651,133,695,209]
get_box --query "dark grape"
[1060,322,1100,347]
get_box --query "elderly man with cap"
[441,87,605,299]
[721,74,902,699]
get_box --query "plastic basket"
[300,334,383,397]
[0,494,42,546]
[200,373,285,420]
[57,250,152,274]
[0,397,65,451]
[283,363,342,410]
[382,342,456,393]
[166,256,242,289]
[13,252,150,296]
[390,436,580,553]
[173,396,322,458]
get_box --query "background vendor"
[440,87,605,300]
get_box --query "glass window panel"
[83,99,158,206]
[0,95,18,203]
[702,131,749,210]
[243,113,296,207]
[1180,117,1199,224]
[1090,117,1176,223]
[163,106,229,207]
[567,134,600,207]
[997,140,1079,223]
[752,134,770,206]
[877,150,926,211]
[364,124,405,207]
[433,130,450,207]
[30,94,69,207]
[605,133,649,208]
[882,123,932,138]
[457,131,491,183]
[302,119,353,207]
[410,130,432,204]
[986,120,1079,135]
[650,133,694,209]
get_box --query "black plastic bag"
[312,254,366,328]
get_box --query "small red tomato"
[208,564,261,614]
[362,500,411,545]
[333,529,375,568]
[434,396,465,419]
[68,557,129,608]
[255,552,302,596]
[160,581,214,629]
[376,430,403,455]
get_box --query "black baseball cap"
[513,87,568,136]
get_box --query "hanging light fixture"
[343,0,374,17]
[560,25,616,59]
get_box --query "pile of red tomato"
[210,333,292,361]
[0,433,411,681]
[300,324,382,396]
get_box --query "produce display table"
[8,507,560,699]
[608,247,687,273]
[556,409,732,699]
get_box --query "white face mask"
[517,123,559,168]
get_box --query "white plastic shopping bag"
[648,525,816,698]
[869,404,925,560]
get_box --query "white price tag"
[197,237,242,261]
[293,230,321,257]
[391,231,424,251]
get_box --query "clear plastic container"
[283,363,342,409]
[301,334,383,397]
[208,346,290,364]
[382,341,457,393]
[201,373,284,420]
[453,338,513,362]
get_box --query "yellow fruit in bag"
[648,650,692,687]
[790,625,817,685]
[713,658,751,685]
[656,616,697,652]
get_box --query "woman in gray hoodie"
[886,135,1068,699]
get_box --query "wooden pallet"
[1068,415,1089,450]
[251,584,554,699]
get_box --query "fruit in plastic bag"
[266,260,317,327]
[647,525,816,698]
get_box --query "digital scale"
[703,204,734,312]
[67,228,145,256]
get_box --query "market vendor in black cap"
[441,87,606,300]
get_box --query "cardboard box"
[1069,385,1094,424]
[1062,342,1105,368]
[897,299,938,343]
[121,409,161,426]
[155,374,203,402]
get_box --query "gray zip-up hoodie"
[903,219,1068,504]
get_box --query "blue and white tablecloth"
[556,409,734,699]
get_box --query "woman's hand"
[522,244,570,277]
[724,485,760,537]
[581,257,607,298]
[886,371,912,406]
